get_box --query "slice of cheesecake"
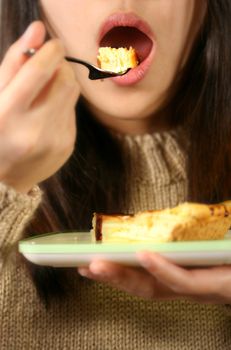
[91,201,231,243]
[97,47,139,73]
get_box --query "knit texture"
[117,127,188,213]
[1,129,231,350]
[0,183,42,264]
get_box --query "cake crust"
[91,201,231,243]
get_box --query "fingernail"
[78,268,91,278]
[21,23,34,42]
[90,262,107,276]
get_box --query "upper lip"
[98,12,154,45]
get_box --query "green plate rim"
[19,231,231,254]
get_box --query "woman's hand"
[0,21,80,193]
[78,252,231,304]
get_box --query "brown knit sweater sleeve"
[0,182,42,254]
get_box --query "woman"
[0,1,231,349]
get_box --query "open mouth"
[98,13,156,85]
[99,26,153,64]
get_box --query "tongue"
[100,27,153,62]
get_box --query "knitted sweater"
[0,129,231,350]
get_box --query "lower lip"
[110,44,156,86]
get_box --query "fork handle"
[23,50,92,70]
[65,57,92,70]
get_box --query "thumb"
[0,21,46,92]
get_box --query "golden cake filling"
[91,201,231,243]
[97,47,139,73]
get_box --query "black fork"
[24,48,130,80]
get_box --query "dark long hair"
[1,0,231,303]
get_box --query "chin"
[94,101,155,120]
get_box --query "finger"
[79,260,180,299]
[29,62,79,142]
[0,21,46,92]
[1,39,65,111]
[31,61,79,112]
[81,261,155,298]
[137,252,231,296]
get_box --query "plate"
[18,230,231,267]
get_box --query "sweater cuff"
[0,182,42,253]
